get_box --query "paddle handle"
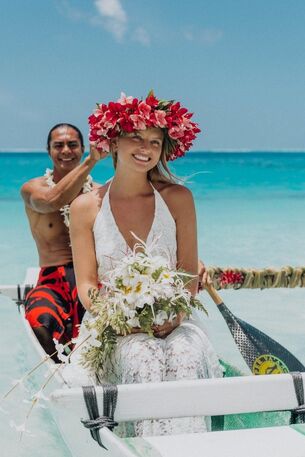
[205,285,224,306]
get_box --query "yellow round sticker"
[252,354,289,375]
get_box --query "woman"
[65,92,222,436]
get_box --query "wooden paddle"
[205,284,305,374]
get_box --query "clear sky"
[1,0,305,150]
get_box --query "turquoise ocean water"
[1,152,305,455]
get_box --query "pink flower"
[130,114,147,130]
[138,101,151,119]
[168,125,185,140]
[153,110,167,128]
[96,138,110,152]
[117,92,134,105]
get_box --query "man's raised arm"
[21,141,106,213]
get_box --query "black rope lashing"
[103,383,118,426]
[81,384,118,449]
[290,372,305,425]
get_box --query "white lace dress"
[63,183,223,436]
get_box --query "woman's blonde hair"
[111,130,178,184]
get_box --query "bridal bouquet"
[80,236,207,378]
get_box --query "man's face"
[49,126,84,173]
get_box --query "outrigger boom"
[1,265,305,304]
[0,267,38,302]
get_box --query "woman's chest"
[111,196,156,248]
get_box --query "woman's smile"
[132,153,151,163]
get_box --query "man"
[21,124,106,359]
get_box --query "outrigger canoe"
[1,268,305,457]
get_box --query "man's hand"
[89,142,108,162]
[198,260,213,292]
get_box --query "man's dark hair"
[47,123,84,151]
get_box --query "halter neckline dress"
[93,181,177,280]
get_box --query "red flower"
[219,271,244,287]
[145,93,159,107]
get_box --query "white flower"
[122,293,137,308]
[44,169,92,228]
[154,310,168,326]
[117,92,134,105]
[127,316,140,327]
[168,311,177,322]
[150,282,174,299]
[135,292,155,309]
[87,329,102,348]
[53,338,70,363]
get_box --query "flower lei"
[219,270,245,288]
[88,91,201,161]
[44,168,93,228]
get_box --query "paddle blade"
[218,303,305,374]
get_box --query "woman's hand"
[117,311,186,338]
[129,327,143,334]
[152,312,185,339]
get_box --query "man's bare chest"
[27,209,68,242]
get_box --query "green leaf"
[147,89,155,98]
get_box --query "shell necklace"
[44,168,93,228]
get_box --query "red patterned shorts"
[24,262,85,342]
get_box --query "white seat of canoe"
[49,373,305,457]
[124,425,305,457]
[51,373,305,420]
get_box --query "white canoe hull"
[2,269,305,456]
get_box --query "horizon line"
[1,148,305,154]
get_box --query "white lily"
[153,310,168,326]
[127,316,140,327]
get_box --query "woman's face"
[115,127,164,172]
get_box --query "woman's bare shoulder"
[154,181,193,202]
[153,181,194,218]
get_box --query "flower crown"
[88,91,201,161]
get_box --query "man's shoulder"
[20,176,47,196]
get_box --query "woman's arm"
[153,185,198,338]
[69,192,100,311]
[175,186,198,296]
